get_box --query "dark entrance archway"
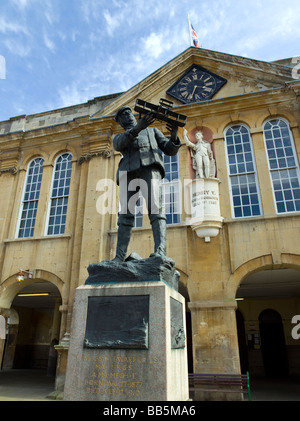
[2,281,61,375]
[259,309,289,377]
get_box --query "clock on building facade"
[166,64,227,104]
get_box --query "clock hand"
[188,85,199,100]
[191,85,198,96]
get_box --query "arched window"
[133,154,181,227]
[263,118,300,213]
[225,125,262,218]
[46,153,72,235]
[162,154,181,225]
[17,157,44,238]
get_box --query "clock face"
[166,65,227,104]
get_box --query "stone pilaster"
[188,299,242,400]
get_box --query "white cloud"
[11,0,31,9]
[57,53,134,108]
[142,24,186,60]
[4,39,31,57]
[144,33,165,59]
[58,83,85,108]
[44,2,58,25]
[43,31,55,52]
[71,30,78,42]
[103,9,120,36]
[80,0,102,23]
[0,17,29,35]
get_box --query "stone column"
[51,333,70,400]
[0,314,6,369]
[188,299,242,401]
[49,304,69,399]
[47,299,61,376]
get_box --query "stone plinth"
[63,281,189,401]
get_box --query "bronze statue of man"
[113,106,181,262]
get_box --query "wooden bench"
[188,372,251,401]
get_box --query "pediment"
[91,47,293,120]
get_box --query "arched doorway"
[2,280,61,375]
[259,309,289,377]
[235,267,300,378]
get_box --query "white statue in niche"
[183,128,216,179]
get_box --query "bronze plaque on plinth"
[84,295,149,349]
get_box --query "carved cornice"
[78,148,111,165]
[0,166,18,175]
[79,124,113,164]
[0,150,21,175]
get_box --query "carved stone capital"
[0,166,18,175]
[78,148,111,164]
[0,150,20,175]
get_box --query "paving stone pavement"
[0,369,300,401]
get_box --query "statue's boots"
[112,223,132,262]
[150,217,167,257]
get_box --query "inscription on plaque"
[170,297,185,349]
[76,354,158,398]
[84,295,149,349]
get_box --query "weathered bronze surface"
[84,295,149,349]
[170,297,185,349]
[86,252,179,290]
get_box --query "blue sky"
[0,0,299,122]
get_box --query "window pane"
[264,119,300,214]
[18,158,44,238]
[47,153,72,235]
[162,154,180,225]
[252,205,260,215]
[133,154,181,227]
[225,125,261,218]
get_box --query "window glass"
[17,157,44,238]
[47,153,72,235]
[162,154,181,225]
[134,154,181,226]
[264,119,300,213]
[225,125,261,218]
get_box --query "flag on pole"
[188,16,201,48]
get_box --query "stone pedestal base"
[63,281,189,401]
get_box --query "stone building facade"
[0,47,300,398]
